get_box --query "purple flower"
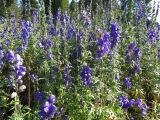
[47,38,53,48]
[141,104,148,117]
[40,95,57,119]
[135,98,142,107]
[149,29,156,44]
[6,50,15,62]
[118,96,129,109]
[126,49,131,62]
[124,77,132,89]
[48,95,55,104]
[16,66,26,79]
[156,22,160,30]
[48,105,56,118]
[80,66,92,86]
[129,99,135,107]
[110,22,120,48]
[97,33,111,60]
[133,48,141,63]
[133,64,141,74]
[50,27,57,36]
[158,49,160,60]
[129,42,137,50]
[66,27,75,40]
[130,116,134,120]
[14,54,23,66]
[47,51,52,60]
[34,91,46,102]
[0,50,4,59]
[5,39,10,46]
[146,19,150,29]
[33,10,39,23]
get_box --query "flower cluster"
[126,42,141,74]
[158,49,160,60]
[80,66,92,86]
[20,20,33,51]
[40,95,57,120]
[5,50,26,91]
[118,96,148,118]
[149,29,156,44]
[34,91,46,103]
[124,77,132,89]
[62,66,72,86]
[97,32,111,61]
[110,22,120,49]
[39,36,53,60]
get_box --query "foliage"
[0,0,160,120]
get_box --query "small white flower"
[11,92,17,98]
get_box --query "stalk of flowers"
[40,95,57,120]
[97,32,111,61]
[110,22,120,49]
[158,49,160,60]
[20,20,33,51]
[62,66,72,86]
[80,10,91,28]
[118,96,148,119]
[33,10,39,24]
[125,42,141,74]
[149,29,156,44]
[124,77,132,89]
[5,50,26,92]
[34,91,46,103]
[80,66,92,86]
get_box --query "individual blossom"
[97,32,111,61]
[40,95,57,120]
[48,95,56,104]
[50,27,57,36]
[135,98,142,107]
[129,42,137,50]
[130,116,134,120]
[66,27,75,41]
[47,51,52,60]
[6,50,15,62]
[15,66,26,80]
[80,66,92,86]
[5,39,10,46]
[158,49,160,60]
[140,104,148,117]
[133,64,141,74]
[149,29,156,44]
[124,77,132,89]
[14,54,23,66]
[118,96,129,110]
[125,49,131,62]
[0,50,4,59]
[146,19,150,29]
[129,99,135,107]
[62,66,72,86]
[133,47,141,63]
[34,91,46,102]
[33,10,39,23]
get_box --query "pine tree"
[30,0,38,13]
[0,0,18,18]
[61,0,69,12]
[0,0,6,17]
[51,0,61,18]
[70,0,76,12]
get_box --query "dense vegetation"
[0,0,160,120]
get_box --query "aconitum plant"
[40,95,56,120]
[80,66,92,86]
